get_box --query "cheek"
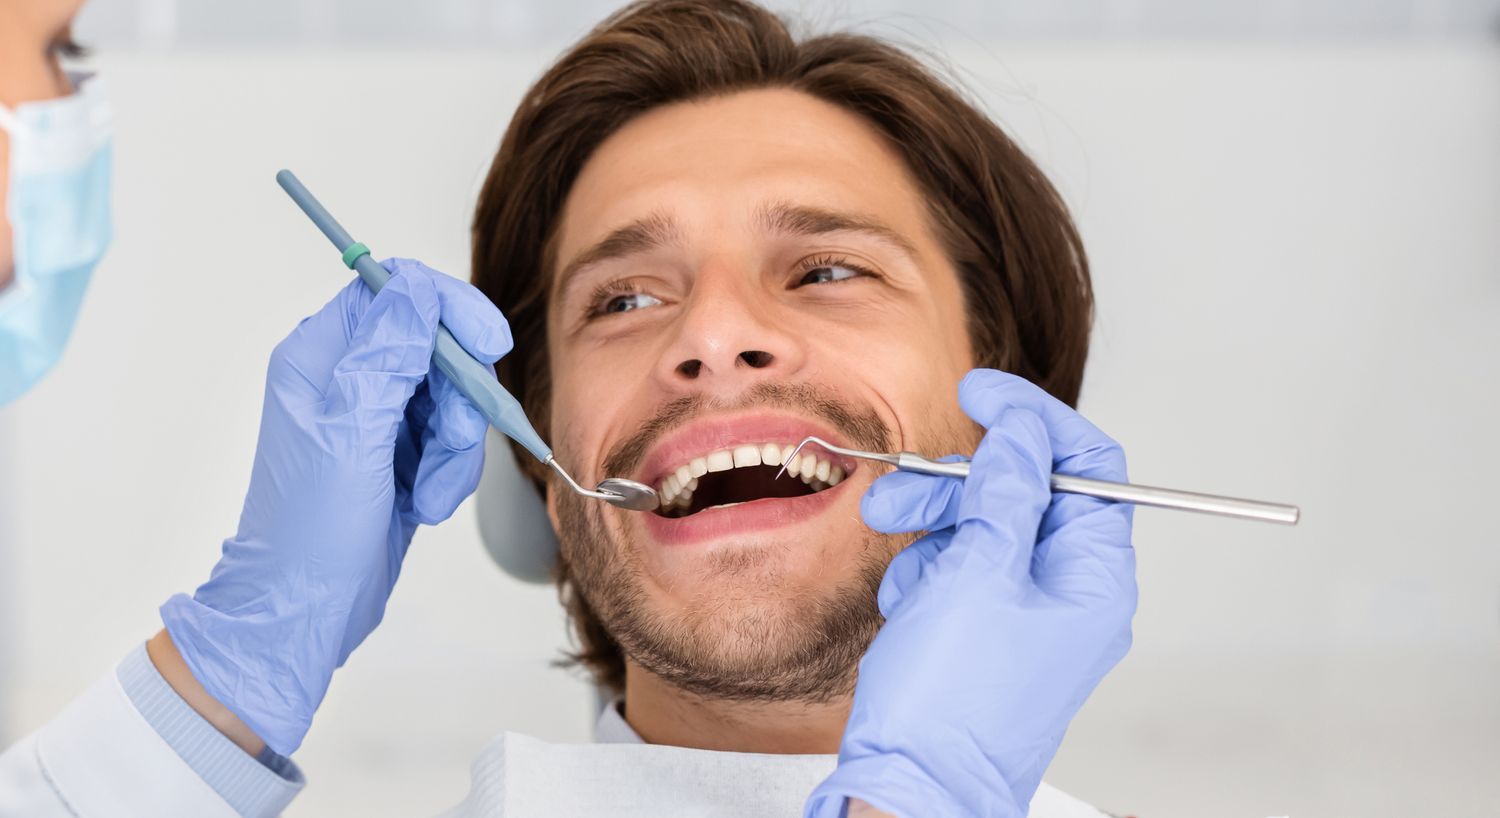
[912,270,978,439]
[547,361,590,459]
[933,267,978,375]
[823,318,974,458]
[545,325,586,448]
[547,338,650,471]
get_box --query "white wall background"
[1,30,1497,818]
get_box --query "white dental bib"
[438,704,1108,818]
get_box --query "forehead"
[554,88,932,260]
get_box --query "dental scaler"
[781,436,1299,525]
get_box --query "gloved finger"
[265,278,375,406]
[942,406,1054,591]
[380,258,512,364]
[963,371,1136,602]
[426,366,491,453]
[876,530,953,617]
[958,368,1127,535]
[860,457,966,534]
[959,368,1126,483]
[1032,513,1137,607]
[406,367,489,524]
[324,265,443,431]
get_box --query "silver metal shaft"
[1047,473,1298,524]
[784,436,1299,525]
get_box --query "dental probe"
[782,436,1300,525]
[274,170,659,512]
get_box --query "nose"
[654,264,805,395]
[675,349,773,379]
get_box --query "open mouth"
[653,443,850,519]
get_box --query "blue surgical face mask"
[0,73,113,405]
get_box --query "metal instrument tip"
[776,436,845,481]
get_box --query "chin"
[555,406,910,700]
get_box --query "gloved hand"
[160,258,511,756]
[806,369,1137,818]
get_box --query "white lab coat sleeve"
[0,645,303,817]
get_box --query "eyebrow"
[754,201,919,259]
[557,212,683,297]
[555,201,919,297]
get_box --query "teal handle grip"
[431,328,551,461]
[275,169,552,463]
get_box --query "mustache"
[602,381,894,481]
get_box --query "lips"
[629,412,860,544]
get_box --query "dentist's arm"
[807,369,1137,818]
[0,259,507,818]
[0,642,298,818]
[147,629,266,757]
[158,257,512,756]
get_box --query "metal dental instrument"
[275,170,659,512]
[781,436,1299,525]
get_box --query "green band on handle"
[341,241,371,269]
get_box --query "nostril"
[738,350,774,369]
[676,359,703,378]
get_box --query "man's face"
[546,88,979,700]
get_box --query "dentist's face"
[546,88,980,699]
[0,0,87,289]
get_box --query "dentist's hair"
[471,0,1093,693]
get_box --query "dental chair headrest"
[475,429,560,584]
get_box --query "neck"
[620,661,851,754]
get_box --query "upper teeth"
[657,443,846,509]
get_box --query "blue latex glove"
[806,369,1137,818]
[160,258,511,756]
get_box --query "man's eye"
[599,292,663,315]
[798,266,859,286]
[51,35,87,60]
[793,257,876,287]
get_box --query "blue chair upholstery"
[475,429,560,584]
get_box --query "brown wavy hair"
[470,0,1093,694]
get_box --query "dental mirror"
[546,457,661,511]
[596,478,662,511]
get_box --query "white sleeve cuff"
[114,643,304,817]
[26,645,303,818]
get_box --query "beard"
[555,381,921,704]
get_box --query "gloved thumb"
[943,406,1053,591]
[382,258,512,364]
